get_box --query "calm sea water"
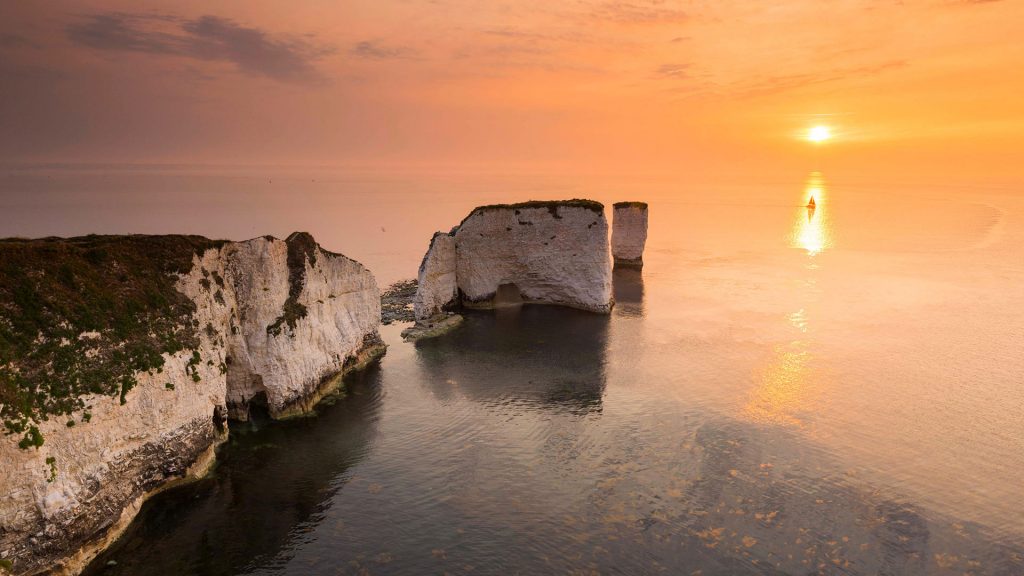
[2,166,1023,574]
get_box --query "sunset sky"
[2,1,1022,184]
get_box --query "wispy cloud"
[656,63,689,78]
[588,1,688,24]
[482,27,596,45]
[350,40,417,60]
[730,60,908,98]
[67,12,334,84]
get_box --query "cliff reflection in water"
[79,178,1024,575]
[414,305,610,414]
[612,267,645,318]
[84,311,1024,575]
[84,366,385,576]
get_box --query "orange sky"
[2,0,1023,185]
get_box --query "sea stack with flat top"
[611,202,648,269]
[406,199,613,339]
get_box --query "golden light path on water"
[795,171,831,256]
[743,172,833,427]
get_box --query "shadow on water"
[82,363,386,576]
[612,267,645,318]
[413,305,609,414]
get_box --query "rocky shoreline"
[0,198,646,575]
[380,279,417,325]
[0,233,384,576]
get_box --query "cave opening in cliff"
[494,283,524,307]
[212,405,227,432]
[245,391,272,426]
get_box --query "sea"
[2,165,1022,575]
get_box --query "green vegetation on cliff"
[267,232,318,336]
[0,235,224,449]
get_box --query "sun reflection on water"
[744,173,835,427]
[743,312,818,428]
[793,171,831,256]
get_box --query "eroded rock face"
[0,233,383,576]
[454,201,612,313]
[611,202,648,268]
[410,200,613,317]
[223,233,383,419]
[413,232,458,321]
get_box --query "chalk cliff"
[611,202,648,268]
[0,233,383,576]
[412,232,458,321]
[222,233,383,419]
[412,200,613,323]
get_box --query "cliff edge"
[412,200,613,328]
[611,201,648,268]
[0,233,383,575]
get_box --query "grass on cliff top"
[472,199,604,214]
[458,199,604,229]
[613,201,648,209]
[0,234,224,449]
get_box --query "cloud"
[67,13,183,55]
[656,63,689,78]
[350,41,417,60]
[66,13,334,84]
[482,27,594,44]
[182,16,334,81]
[588,1,688,24]
[730,60,908,98]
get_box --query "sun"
[807,125,831,143]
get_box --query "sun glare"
[807,125,831,143]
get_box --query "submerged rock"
[381,279,418,324]
[0,233,384,576]
[401,313,464,341]
[411,200,613,330]
[611,201,648,269]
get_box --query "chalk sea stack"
[611,202,648,269]
[413,231,459,321]
[0,233,384,575]
[409,200,613,337]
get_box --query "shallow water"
[3,166,1022,574]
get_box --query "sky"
[2,0,1023,184]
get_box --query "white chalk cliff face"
[412,232,458,321]
[223,234,383,419]
[413,200,613,318]
[611,202,649,268]
[0,233,383,576]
